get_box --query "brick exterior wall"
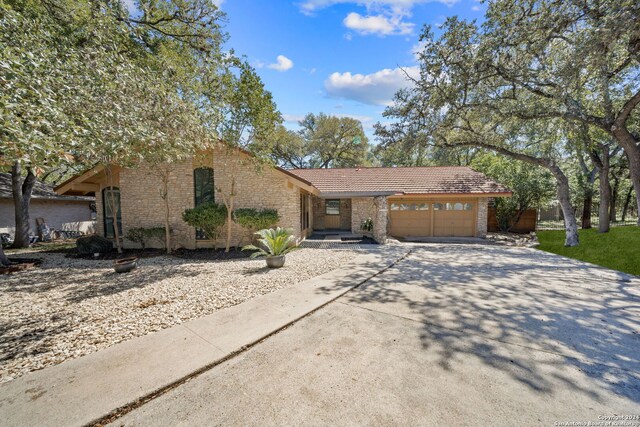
[119,161,196,249]
[210,150,301,248]
[311,196,351,230]
[350,197,375,236]
[477,197,488,238]
[95,148,303,250]
[373,196,388,243]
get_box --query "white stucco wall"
[0,199,95,236]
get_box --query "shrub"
[76,235,113,255]
[182,202,227,241]
[360,217,374,232]
[233,208,280,231]
[126,227,167,250]
[242,227,297,258]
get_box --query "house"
[54,148,510,248]
[289,167,510,241]
[0,173,95,238]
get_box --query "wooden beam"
[71,183,100,193]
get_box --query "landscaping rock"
[76,235,113,255]
[0,248,361,383]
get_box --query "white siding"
[0,199,95,236]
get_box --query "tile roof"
[287,166,511,196]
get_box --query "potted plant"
[242,227,297,268]
[113,257,138,273]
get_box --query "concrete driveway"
[114,244,640,426]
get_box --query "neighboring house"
[55,148,510,248]
[0,173,95,237]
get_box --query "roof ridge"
[288,165,473,171]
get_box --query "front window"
[194,167,215,240]
[103,187,122,238]
[194,167,215,206]
[325,199,340,215]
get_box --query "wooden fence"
[488,208,537,233]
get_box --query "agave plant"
[242,227,297,258]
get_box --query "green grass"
[537,227,640,276]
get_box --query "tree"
[299,113,369,168]
[466,0,640,225]
[208,61,281,252]
[472,153,555,231]
[266,114,369,169]
[0,0,227,254]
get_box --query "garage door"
[388,200,476,238]
[388,200,431,237]
[433,202,475,237]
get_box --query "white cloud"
[268,55,294,72]
[301,1,457,38]
[336,113,374,123]
[300,0,458,16]
[283,114,305,123]
[471,4,481,11]
[324,66,419,106]
[343,12,413,35]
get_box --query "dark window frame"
[193,167,215,240]
[325,199,340,215]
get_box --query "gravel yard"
[0,248,361,383]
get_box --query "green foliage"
[233,208,280,232]
[242,227,297,258]
[126,227,167,250]
[1,0,226,172]
[472,153,556,231]
[182,203,227,241]
[360,217,374,232]
[537,227,640,277]
[264,114,370,168]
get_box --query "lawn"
[537,226,640,276]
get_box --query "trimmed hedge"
[182,202,227,241]
[233,208,280,232]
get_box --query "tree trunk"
[550,166,579,246]
[581,191,593,229]
[621,187,633,222]
[105,165,122,254]
[612,128,640,226]
[596,146,611,233]
[0,244,10,266]
[11,162,37,248]
[609,177,619,223]
[162,173,172,254]
[225,177,236,253]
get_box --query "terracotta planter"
[265,255,285,268]
[113,257,138,273]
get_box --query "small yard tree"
[206,61,281,252]
[473,153,555,232]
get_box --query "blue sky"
[219,0,486,141]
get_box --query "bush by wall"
[182,203,227,241]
